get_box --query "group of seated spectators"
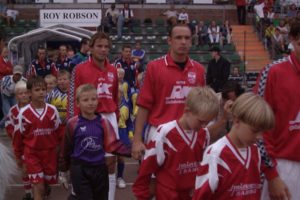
[0,0,19,26]
[254,0,299,58]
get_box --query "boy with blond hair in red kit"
[193,93,275,199]
[133,86,220,200]
[5,80,33,200]
[14,76,63,200]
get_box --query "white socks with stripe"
[108,173,116,200]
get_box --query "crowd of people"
[253,0,299,58]
[0,5,299,200]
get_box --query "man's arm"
[132,106,149,160]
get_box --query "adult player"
[132,24,208,159]
[68,32,119,200]
[255,17,300,200]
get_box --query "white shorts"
[101,112,119,157]
[261,159,300,200]
[144,124,158,145]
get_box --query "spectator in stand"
[206,46,231,93]
[104,3,120,33]
[287,3,298,19]
[261,11,271,37]
[55,45,71,72]
[0,65,26,128]
[27,47,56,78]
[117,3,134,41]
[272,13,280,26]
[0,0,8,24]
[195,20,208,46]
[5,3,18,26]
[267,6,275,19]
[220,20,232,46]
[132,42,145,71]
[277,19,289,45]
[236,0,246,25]
[70,37,90,69]
[271,28,285,59]
[162,5,178,26]
[265,22,275,47]
[178,7,189,24]
[229,66,242,78]
[208,20,220,45]
[0,46,13,81]
[254,0,265,19]
[66,45,74,59]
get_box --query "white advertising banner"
[101,0,116,3]
[146,0,166,3]
[78,0,98,3]
[35,0,50,3]
[193,0,213,3]
[40,9,102,27]
[53,0,73,3]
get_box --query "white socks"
[108,173,116,200]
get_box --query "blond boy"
[193,93,275,199]
[133,86,220,200]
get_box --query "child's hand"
[58,171,69,190]
[222,100,233,121]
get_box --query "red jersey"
[68,56,118,118]
[27,58,56,78]
[137,53,205,126]
[16,103,62,150]
[254,52,300,174]
[193,136,263,200]
[236,0,246,6]
[5,104,19,139]
[132,120,210,200]
[0,56,13,80]
[5,104,25,158]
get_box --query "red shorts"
[24,147,57,185]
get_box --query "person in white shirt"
[271,28,285,59]
[208,20,220,44]
[178,7,189,24]
[162,4,178,26]
[117,3,134,40]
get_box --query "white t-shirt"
[163,10,177,19]
[178,13,189,21]
[6,9,19,20]
[254,2,265,18]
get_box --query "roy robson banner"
[40,9,102,27]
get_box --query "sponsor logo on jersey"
[228,183,261,197]
[33,128,55,136]
[97,82,112,99]
[81,136,102,151]
[165,81,192,104]
[107,72,114,82]
[176,161,201,175]
[289,110,300,131]
[188,72,196,84]
[80,126,86,132]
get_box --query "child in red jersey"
[15,76,62,200]
[5,80,33,200]
[193,93,275,200]
[132,86,220,200]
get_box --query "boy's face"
[15,88,30,105]
[77,91,98,116]
[30,84,47,103]
[235,119,263,147]
[185,110,213,131]
[57,74,70,92]
[117,71,125,82]
[45,78,56,93]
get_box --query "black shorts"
[71,161,108,200]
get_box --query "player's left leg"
[117,156,126,189]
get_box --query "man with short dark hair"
[206,46,230,93]
[27,47,56,78]
[70,37,90,68]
